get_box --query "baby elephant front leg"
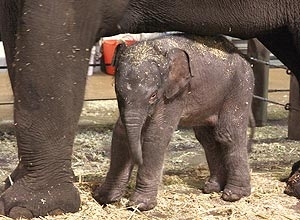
[128,140,166,211]
[129,121,176,211]
[94,118,134,205]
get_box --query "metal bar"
[268,89,290,93]
[0,63,102,70]
[253,95,286,107]
[250,57,287,69]
[84,98,116,102]
[0,102,13,105]
[0,97,116,106]
[253,95,300,112]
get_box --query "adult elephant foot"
[127,192,157,211]
[221,184,251,202]
[0,179,80,218]
[4,163,28,190]
[284,169,300,198]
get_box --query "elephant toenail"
[9,206,33,219]
[49,208,65,216]
[224,190,232,196]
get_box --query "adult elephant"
[0,0,299,218]
[0,1,129,218]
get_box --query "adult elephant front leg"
[0,2,102,218]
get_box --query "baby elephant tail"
[247,111,255,153]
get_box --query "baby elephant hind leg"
[215,108,251,202]
[193,126,227,193]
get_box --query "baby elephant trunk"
[123,111,146,166]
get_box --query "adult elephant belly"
[178,1,286,38]
[120,0,300,81]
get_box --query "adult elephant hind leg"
[0,2,102,218]
[193,126,227,194]
[258,27,300,83]
[259,27,300,198]
[284,160,300,198]
[215,108,251,202]
[93,118,134,205]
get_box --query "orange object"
[102,40,135,75]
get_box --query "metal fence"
[230,38,283,67]
[0,37,284,72]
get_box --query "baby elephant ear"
[112,42,127,67]
[164,48,192,99]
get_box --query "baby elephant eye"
[149,91,158,104]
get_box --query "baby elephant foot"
[127,192,157,211]
[221,184,251,202]
[203,179,224,193]
[0,180,80,218]
[93,182,126,205]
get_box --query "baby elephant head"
[115,42,192,165]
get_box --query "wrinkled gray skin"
[0,1,130,218]
[95,34,254,211]
[0,0,300,218]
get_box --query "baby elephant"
[94,34,254,211]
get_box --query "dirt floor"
[1,69,300,219]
